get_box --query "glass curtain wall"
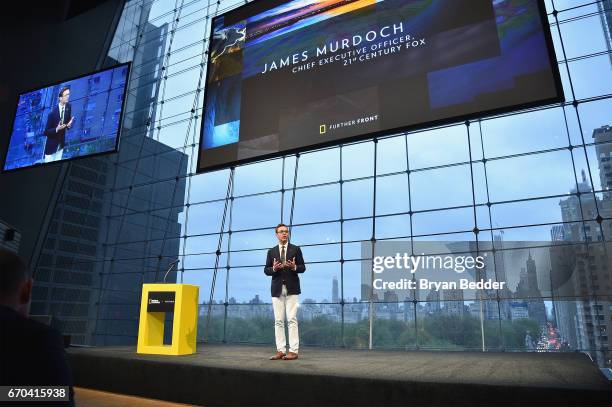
[30,0,612,368]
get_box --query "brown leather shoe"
[269,351,285,360]
[282,351,298,360]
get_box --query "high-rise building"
[30,156,112,345]
[425,288,440,314]
[332,276,339,303]
[593,125,612,197]
[598,0,612,68]
[514,253,547,326]
[551,126,612,366]
[550,225,565,242]
[443,289,464,316]
[382,290,399,314]
[549,224,580,349]
[488,234,512,320]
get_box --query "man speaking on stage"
[263,223,306,361]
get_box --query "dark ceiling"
[7,0,113,21]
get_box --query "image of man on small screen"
[43,87,74,163]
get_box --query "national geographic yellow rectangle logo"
[319,124,326,134]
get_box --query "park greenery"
[198,313,541,351]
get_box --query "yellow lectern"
[137,284,199,355]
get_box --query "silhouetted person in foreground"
[0,249,74,406]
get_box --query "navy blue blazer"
[264,243,306,297]
[43,103,72,155]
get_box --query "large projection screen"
[197,0,563,173]
[2,62,131,172]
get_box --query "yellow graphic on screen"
[320,124,326,134]
[327,0,377,17]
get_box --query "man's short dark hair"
[275,223,289,233]
[58,87,70,98]
[0,249,30,299]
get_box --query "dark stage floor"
[68,344,612,407]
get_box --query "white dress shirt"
[277,243,296,270]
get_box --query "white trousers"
[272,285,299,353]
[44,148,64,163]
